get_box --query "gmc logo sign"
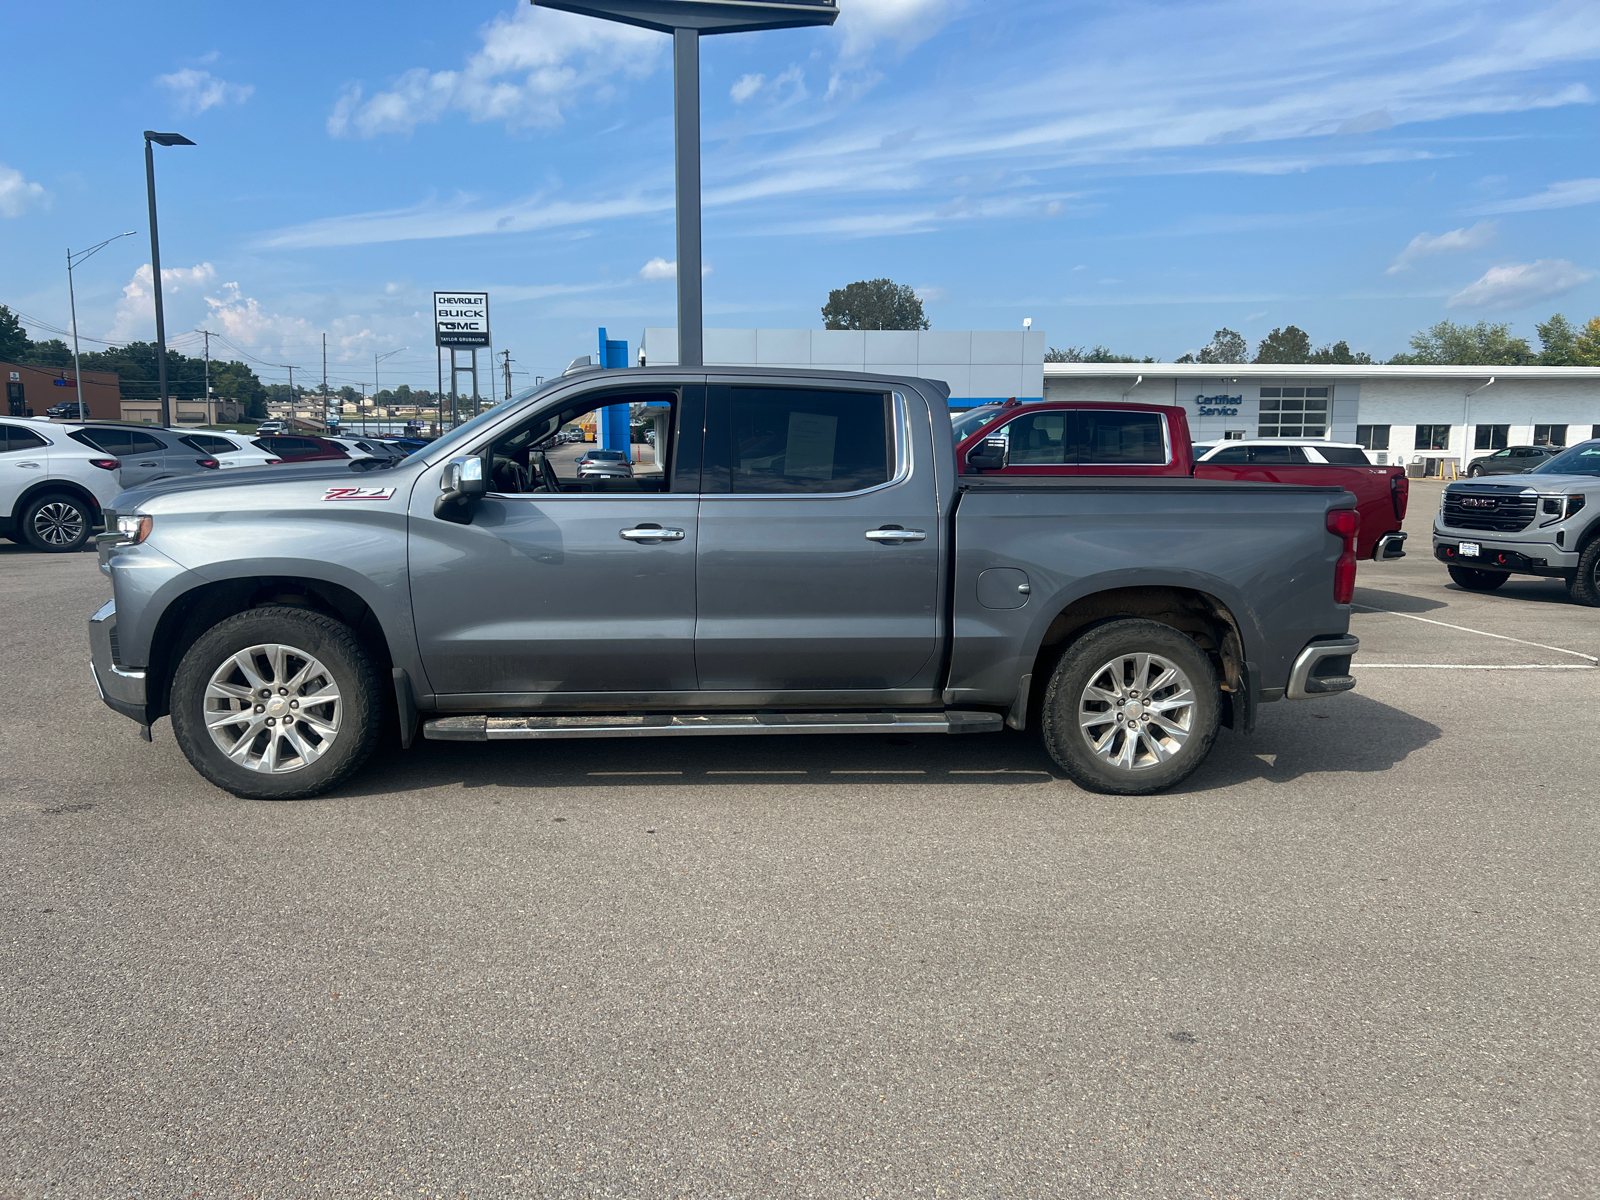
[1461,497,1496,508]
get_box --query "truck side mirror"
[434,453,488,524]
[966,437,1007,473]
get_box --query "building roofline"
[1044,362,1600,380]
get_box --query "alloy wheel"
[32,501,86,547]
[1077,651,1196,771]
[203,643,342,773]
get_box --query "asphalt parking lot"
[2,479,1596,1199]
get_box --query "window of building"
[1592,424,1600,441]
[729,387,891,494]
[1355,424,1390,451]
[1258,386,1329,437]
[1414,424,1451,451]
[1533,424,1568,447]
[1474,424,1510,451]
[1224,430,1246,440]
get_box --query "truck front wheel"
[1568,539,1600,607]
[169,606,383,800]
[1039,619,1220,795]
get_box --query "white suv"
[176,431,279,470]
[0,418,122,552]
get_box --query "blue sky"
[4,0,1599,393]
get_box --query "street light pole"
[533,1,837,369]
[66,231,136,420]
[142,131,195,427]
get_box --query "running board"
[424,710,1004,742]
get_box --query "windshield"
[1532,440,1600,476]
[951,407,1001,441]
[421,381,561,459]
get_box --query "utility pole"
[285,366,297,428]
[200,329,211,423]
[322,333,328,431]
[66,232,136,421]
[502,349,512,402]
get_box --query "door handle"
[138,461,159,467]
[18,462,41,469]
[865,528,926,542]
[619,526,686,541]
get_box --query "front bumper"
[1286,635,1358,701]
[88,600,150,726]
[1431,529,1576,577]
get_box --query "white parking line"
[1351,604,1599,662]
[1357,663,1597,669]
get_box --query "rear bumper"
[1286,634,1358,700]
[1374,532,1407,560]
[88,600,149,726]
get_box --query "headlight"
[115,514,153,545]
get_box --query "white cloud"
[1446,259,1594,310]
[913,285,948,303]
[157,68,253,114]
[638,258,710,280]
[1387,220,1497,273]
[0,163,49,217]
[111,262,218,339]
[835,0,956,59]
[1474,177,1600,214]
[327,5,663,137]
[203,281,317,349]
[730,74,765,105]
[729,66,808,108]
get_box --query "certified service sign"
[433,291,490,348]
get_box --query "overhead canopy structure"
[533,0,838,367]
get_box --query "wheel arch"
[1025,585,1251,731]
[13,478,103,524]
[144,575,394,722]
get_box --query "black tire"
[20,491,92,553]
[1039,619,1221,795]
[1448,565,1508,592]
[169,606,382,800]
[1567,539,1600,607]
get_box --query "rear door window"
[128,432,168,455]
[1204,445,1250,464]
[1074,410,1167,464]
[71,428,133,455]
[1247,445,1309,464]
[725,386,892,494]
[1315,447,1370,465]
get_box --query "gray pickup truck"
[90,365,1360,801]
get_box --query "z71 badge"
[322,486,396,502]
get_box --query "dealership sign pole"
[434,291,491,429]
[532,1,837,368]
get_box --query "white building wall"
[641,327,1046,403]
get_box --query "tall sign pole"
[533,2,837,368]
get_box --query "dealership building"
[1043,363,1600,470]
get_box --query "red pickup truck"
[955,403,1407,559]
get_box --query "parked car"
[92,366,1360,801]
[1,418,121,552]
[254,420,287,435]
[383,437,433,455]
[956,401,1195,477]
[1193,441,1408,561]
[251,434,351,464]
[326,436,407,463]
[1434,439,1600,604]
[178,432,280,470]
[1465,445,1562,476]
[45,400,92,420]
[575,448,634,479]
[65,423,223,488]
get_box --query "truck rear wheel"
[169,606,382,800]
[1568,540,1600,607]
[1448,566,1508,591]
[1039,619,1220,795]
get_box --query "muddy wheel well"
[1027,586,1248,729]
[144,577,392,721]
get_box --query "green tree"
[1389,320,1533,365]
[23,338,75,368]
[1536,314,1577,365]
[1046,345,1154,363]
[1572,316,1600,366]
[1308,340,1373,365]
[1195,328,1249,364]
[0,305,28,361]
[1253,325,1312,363]
[821,279,929,331]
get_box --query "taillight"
[88,458,120,471]
[1391,473,1410,520]
[196,458,219,469]
[1327,508,1360,604]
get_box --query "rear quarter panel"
[947,479,1351,704]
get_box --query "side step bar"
[424,710,1005,742]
